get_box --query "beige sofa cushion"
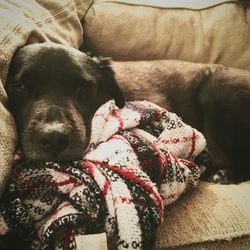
[83,0,250,70]
[155,181,250,249]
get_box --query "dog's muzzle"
[22,102,87,162]
[36,121,71,156]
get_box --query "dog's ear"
[93,56,125,108]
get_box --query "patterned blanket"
[0,100,207,250]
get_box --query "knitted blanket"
[0,100,207,250]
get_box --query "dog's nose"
[37,123,71,155]
[38,131,70,154]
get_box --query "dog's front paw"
[205,169,236,184]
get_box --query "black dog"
[6,43,125,162]
[6,42,250,183]
[112,60,250,183]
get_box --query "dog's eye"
[15,83,27,92]
[75,83,89,93]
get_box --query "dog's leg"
[199,65,250,183]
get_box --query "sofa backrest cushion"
[83,0,250,70]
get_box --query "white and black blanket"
[0,100,207,249]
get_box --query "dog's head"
[6,42,125,162]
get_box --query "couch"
[0,0,249,249]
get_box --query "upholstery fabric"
[155,180,250,249]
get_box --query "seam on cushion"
[243,4,250,25]
[198,10,209,50]
[82,0,95,19]
[93,0,250,11]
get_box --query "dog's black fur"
[6,42,250,183]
